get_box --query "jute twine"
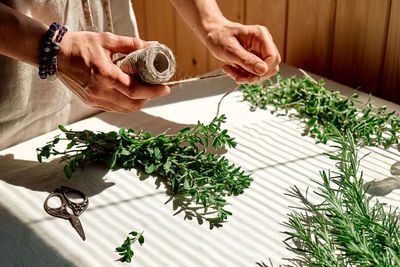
[118,44,176,84]
[117,43,239,117]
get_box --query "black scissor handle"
[58,186,88,216]
[44,192,71,219]
[43,186,88,219]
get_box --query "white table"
[1,64,400,266]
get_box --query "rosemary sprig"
[242,72,400,148]
[37,115,253,221]
[283,128,400,266]
[115,231,144,263]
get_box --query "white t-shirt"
[0,0,139,150]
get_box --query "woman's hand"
[58,32,170,113]
[204,20,281,84]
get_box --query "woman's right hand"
[58,32,170,113]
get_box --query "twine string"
[118,43,239,117]
[118,44,176,84]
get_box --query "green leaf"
[120,149,131,156]
[119,128,126,137]
[145,132,151,139]
[171,177,178,194]
[58,125,67,132]
[115,247,125,252]
[66,140,76,150]
[183,179,190,190]
[138,235,144,245]
[179,127,191,135]
[163,161,172,173]
[307,116,318,127]
[107,150,118,169]
[130,231,138,236]
[63,164,72,179]
[37,154,42,163]
[154,147,162,161]
[145,163,156,174]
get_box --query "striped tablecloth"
[1,64,399,266]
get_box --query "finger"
[222,64,260,84]
[91,94,150,113]
[223,63,279,84]
[102,33,156,54]
[250,27,281,75]
[225,41,269,77]
[108,64,171,99]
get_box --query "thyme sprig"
[37,115,253,221]
[242,72,400,148]
[283,128,400,266]
[115,231,144,263]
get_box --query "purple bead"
[50,22,61,30]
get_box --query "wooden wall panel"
[245,0,288,58]
[286,0,336,76]
[331,0,390,95]
[175,15,208,79]
[131,0,399,103]
[131,0,146,38]
[140,0,176,52]
[208,0,245,71]
[380,0,400,102]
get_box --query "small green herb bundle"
[115,231,144,263]
[283,129,400,266]
[242,72,400,148]
[37,115,253,220]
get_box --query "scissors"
[44,186,89,240]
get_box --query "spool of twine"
[118,44,176,84]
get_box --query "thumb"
[105,35,158,54]
[226,42,268,76]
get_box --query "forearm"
[168,0,228,43]
[0,3,47,66]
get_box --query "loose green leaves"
[115,231,144,263]
[36,115,253,221]
[242,72,400,149]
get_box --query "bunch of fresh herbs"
[283,128,400,266]
[115,231,144,263]
[242,71,400,148]
[37,115,253,221]
[243,72,400,265]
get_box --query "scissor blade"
[69,215,86,241]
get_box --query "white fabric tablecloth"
[1,64,400,266]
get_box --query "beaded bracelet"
[38,23,68,80]
[48,26,68,79]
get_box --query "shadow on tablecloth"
[0,205,74,267]
[0,154,113,196]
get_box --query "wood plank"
[331,0,390,95]
[245,0,288,57]
[131,0,146,38]
[175,14,208,79]
[208,0,245,71]
[380,0,400,102]
[286,0,336,76]
[141,0,176,51]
